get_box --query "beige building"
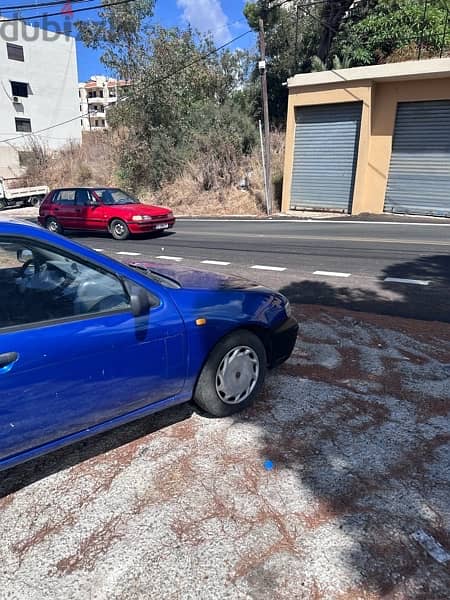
[79,76,128,131]
[282,58,450,217]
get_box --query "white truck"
[0,177,49,210]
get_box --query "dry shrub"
[23,127,286,217]
[151,129,285,216]
[151,173,264,217]
[23,130,126,189]
[386,42,450,63]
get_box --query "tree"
[333,0,450,66]
[78,16,257,190]
[315,0,356,62]
[243,1,354,124]
[244,1,298,125]
[76,0,155,78]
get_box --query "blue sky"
[5,0,255,82]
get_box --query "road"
[70,218,450,321]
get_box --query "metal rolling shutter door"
[385,100,450,216]
[290,102,362,212]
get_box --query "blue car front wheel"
[194,330,267,417]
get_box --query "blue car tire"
[193,330,267,417]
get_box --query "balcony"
[88,109,106,117]
[87,95,108,103]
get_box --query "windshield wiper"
[129,264,180,289]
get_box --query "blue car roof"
[0,217,41,230]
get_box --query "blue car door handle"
[0,352,19,369]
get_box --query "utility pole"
[294,4,300,73]
[440,6,449,58]
[417,0,429,60]
[259,17,272,215]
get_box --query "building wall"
[79,76,121,131]
[361,78,450,214]
[0,21,81,153]
[282,75,450,215]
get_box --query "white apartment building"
[0,18,81,177]
[79,76,128,131]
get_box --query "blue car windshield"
[94,188,140,205]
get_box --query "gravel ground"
[1,306,449,599]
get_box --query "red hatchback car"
[38,187,175,240]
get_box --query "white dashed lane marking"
[251,265,286,272]
[313,270,351,278]
[101,248,438,287]
[156,256,183,262]
[384,277,430,286]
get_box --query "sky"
[2,0,255,82]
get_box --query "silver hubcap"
[114,222,125,236]
[48,220,58,232]
[215,345,260,405]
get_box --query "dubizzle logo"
[61,1,74,18]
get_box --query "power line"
[0,0,95,12]
[0,28,253,144]
[0,0,335,144]
[0,0,338,18]
[0,0,137,22]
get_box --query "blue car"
[0,218,298,471]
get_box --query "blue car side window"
[0,238,130,329]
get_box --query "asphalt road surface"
[69,218,450,322]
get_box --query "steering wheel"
[19,258,40,279]
[19,259,75,291]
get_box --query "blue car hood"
[129,261,265,291]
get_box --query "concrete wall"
[0,146,22,178]
[282,71,450,215]
[0,21,81,153]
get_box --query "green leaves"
[333,0,450,66]
[75,0,155,78]
[94,23,257,191]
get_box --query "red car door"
[74,189,94,230]
[89,190,109,232]
[52,189,77,229]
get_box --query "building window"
[109,89,116,97]
[99,90,103,97]
[15,118,32,133]
[11,81,28,98]
[95,120,98,127]
[7,43,24,62]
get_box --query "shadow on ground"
[0,403,193,499]
[232,307,450,598]
[281,254,450,322]
[65,230,175,242]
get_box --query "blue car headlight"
[284,299,292,318]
